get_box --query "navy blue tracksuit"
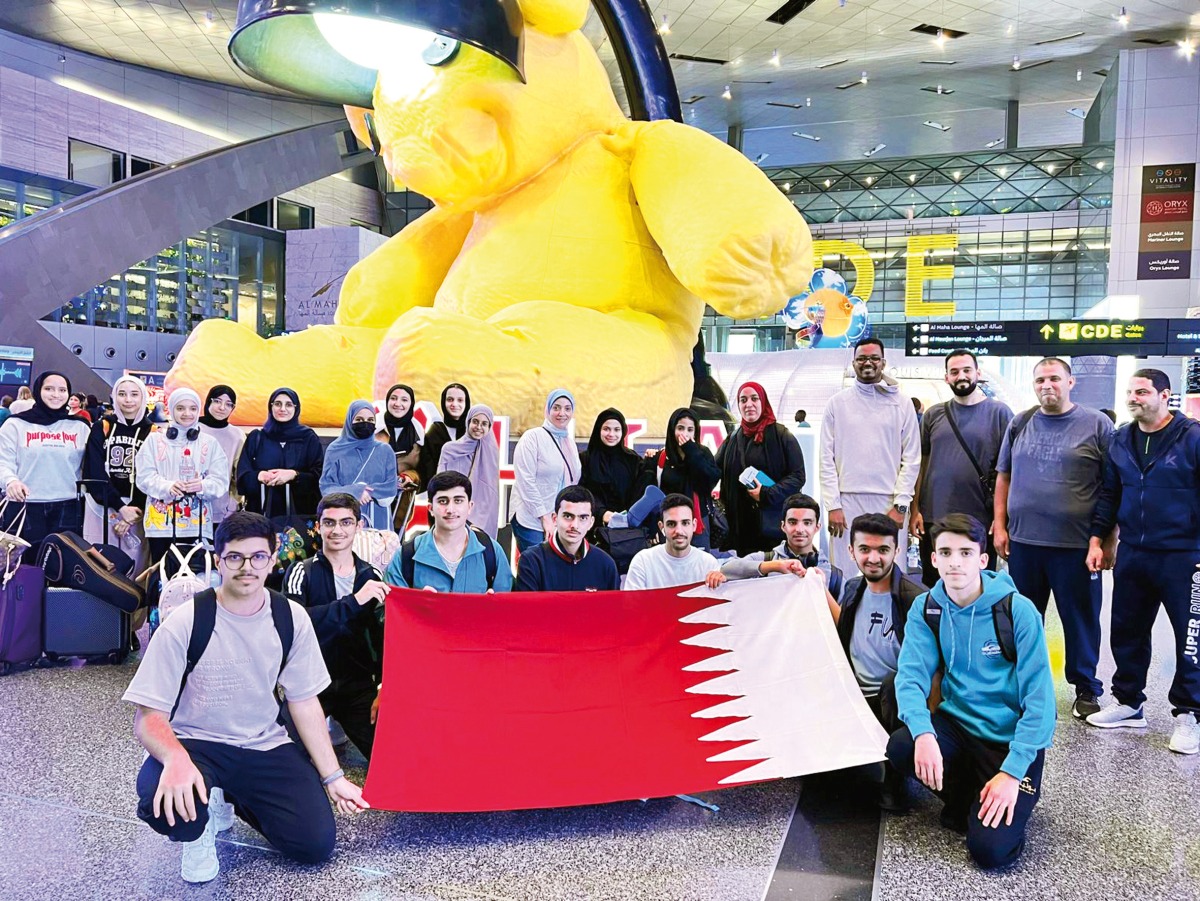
[1091,413,1200,715]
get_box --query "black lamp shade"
[229,0,525,108]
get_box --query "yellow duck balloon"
[167,0,814,432]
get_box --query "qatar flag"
[363,575,888,812]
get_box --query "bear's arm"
[334,206,475,328]
[628,121,813,320]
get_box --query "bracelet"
[321,768,345,787]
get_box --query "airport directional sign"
[907,318,1200,357]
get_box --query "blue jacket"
[384,528,513,593]
[895,570,1056,780]
[1091,412,1200,551]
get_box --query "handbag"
[943,403,997,502]
[596,524,658,576]
[263,484,320,579]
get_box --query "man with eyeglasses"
[284,493,390,760]
[123,512,367,885]
[515,486,620,591]
[820,336,921,576]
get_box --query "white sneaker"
[1086,702,1148,729]
[180,814,219,884]
[209,787,234,833]
[1169,713,1200,755]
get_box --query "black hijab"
[383,384,419,453]
[583,408,640,490]
[200,384,237,430]
[14,372,85,426]
[440,383,470,440]
[261,387,308,441]
[664,407,698,466]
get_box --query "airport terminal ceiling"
[0,1,1196,164]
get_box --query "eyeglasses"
[319,518,357,530]
[855,355,883,363]
[220,551,275,570]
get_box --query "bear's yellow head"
[353,0,625,211]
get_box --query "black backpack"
[922,592,1017,666]
[170,588,294,723]
[400,527,499,591]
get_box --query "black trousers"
[887,710,1045,870]
[136,738,335,864]
[0,499,81,563]
[321,675,378,760]
[1110,546,1200,715]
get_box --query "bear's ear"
[516,0,588,35]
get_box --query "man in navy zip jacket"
[1084,370,1200,755]
[514,486,620,592]
[887,514,1056,870]
[284,493,390,759]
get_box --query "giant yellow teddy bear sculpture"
[167,0,813,432]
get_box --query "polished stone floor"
[0,573,1196,900]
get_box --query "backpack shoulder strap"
[921,593,947,672]
[472,527,498,590]
[992,592,1018,663]
[172,588,217,720]
[1008,407,1038,448]
[401,534,419,587]
[268,590,295,725]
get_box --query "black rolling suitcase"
[43,587,130,663]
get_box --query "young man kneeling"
[124,512,368,884]
[887,514,1055,870]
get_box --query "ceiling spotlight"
[923,120,951,131]
[952,170,961,180]
[1179,38,1197,60]
[1047,163,1057,173]
[657,15,670,35]
[864,143,886,157]
[985,137,1004,148]
[1076,68,1083,81]
[824,179,832,187]
[1012,55,1021,70]
[722,84,732,100]
[1097,160,1107,169]
[1066,107,1087,119]
[782,182,792,192]
[909,173,917,182]
[999,166,1008,176]
[1117,6,1129,27]
[770,49,781,67]
[805,96,812,106]
[860,70,869,84]
[866,176,874,185]
[935,28,946,47]
[793,131,822,141]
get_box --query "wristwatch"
[893,504,909,514]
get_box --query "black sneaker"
[939,805,968,835]
[878,767,909,814]
[1072,692,1101,719]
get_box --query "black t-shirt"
[1134,424,1169,469]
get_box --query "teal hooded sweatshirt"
[894,569,1056,779]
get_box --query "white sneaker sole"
[1169,742,1199,755]
[181,855,219,884]
[1087,717,1148,729]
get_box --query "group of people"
[3,335,1198,883]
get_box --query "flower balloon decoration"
[780,268,871,349]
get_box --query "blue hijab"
[319,399,396,504]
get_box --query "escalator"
[0,118,373,394]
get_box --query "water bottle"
[906,542,921,574]
[179,447,196,482]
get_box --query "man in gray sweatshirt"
[820,338,921,576]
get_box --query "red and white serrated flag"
[363,574,888,812]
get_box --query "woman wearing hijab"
[81,375,156,558]
[320,400,397,530]
[418,383,469,490]
[716,382,806,555]
[380,384,424,530]
[0,371,92,559]
[654,407,722,549]
[437,404,501,539]
[579,408,650,537]
[236,388,324,518]
[511,388,581,553]
[198,385,246,526]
